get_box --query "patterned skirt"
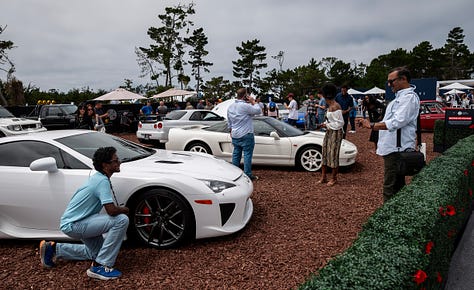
[322,129,343,168]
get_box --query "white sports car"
[0,105,46,137]
[0,130,253,249]
[166,116,358,172]
[136,109,225,146]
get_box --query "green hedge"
[300,135,474,290]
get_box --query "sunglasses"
[387,77,400,85]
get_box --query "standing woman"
[318,84,344,186]
[75,105,93,129]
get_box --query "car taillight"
[154,122,163,129]
[138,122,142,128]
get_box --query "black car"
[38,104,78,130]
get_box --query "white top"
[376,87,420,156]
[288,99,298,120]
[324,110,344,130]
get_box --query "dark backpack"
[269,102,276,112]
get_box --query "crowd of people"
[436,89,474,108]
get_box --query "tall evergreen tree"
[185,27,213,96]
[442,27,471,79]
[0,25,15,105]
[232,39,267,92]
[139,3,195,87]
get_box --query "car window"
[0,140,89,169]
[57,132,155,162]
[0,106,15,118]
[165,110,186,120]
[62,105,78,114]
[264,117,303,137]
[203,121,229,133]
[202,112,222,121]
[189,111,203,121]
[253,120,275,136]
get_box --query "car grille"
[219,203,236,225]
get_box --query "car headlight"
[7,124,22,131]
[201,179,236,193]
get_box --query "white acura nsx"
[0,130,253,249]
[166,116,358,172]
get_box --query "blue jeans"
[232,133,255,178]
[318,113,326,131]
[307,113,317,130]
[56,213,129,267]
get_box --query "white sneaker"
[349,130,356,133]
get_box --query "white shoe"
[349,130,356,133]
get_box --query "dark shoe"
[39,240,56,268]
[87,265,122,280]
[250,175,259,181]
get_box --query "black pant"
[383,153,406,202]
[342,114,349,139]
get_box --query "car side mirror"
[270,131,280,140]
[30,157,58,173]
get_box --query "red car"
[419,100,446,130]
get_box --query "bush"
[300,135,474,290]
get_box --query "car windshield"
[62,105,78,114]
[163,110,186,120]
[203,117,304,137]
[56,132,156,162]
[0,106,15,118]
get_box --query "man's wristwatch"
[370,122,375,129]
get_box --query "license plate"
[142,134,151,140]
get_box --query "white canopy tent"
[440,82,473,90]
[444,88,467,95]
[363,87,386,95]
[93,88,147,101]
[151,88,196,101]
[348,88,364,95]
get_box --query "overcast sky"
[1,0,473,92]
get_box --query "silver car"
[136,109,225,146]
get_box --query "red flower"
[425,241,434,254]
[469,188,473,197]
[414,269,427,285]
[446,205,456,216]
[437,272,443,283]
[439,206,446,216]
[465,169,469,176]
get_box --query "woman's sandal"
[317,179,327,184]
[327,180,337,186]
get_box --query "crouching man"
[40,146,129,280]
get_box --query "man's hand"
[357,119,371,129]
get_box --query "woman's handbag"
[395,111,425,176]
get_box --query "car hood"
[0,117,42,126]
[122,149,243,181]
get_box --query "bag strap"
[397,109,422,149]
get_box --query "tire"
[296,145,322,172]
[185,142,212,155]
[128,188,195,249]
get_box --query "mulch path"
[0,126,438,289]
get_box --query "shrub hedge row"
[433,119,473,152]
[300,134,474,290]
